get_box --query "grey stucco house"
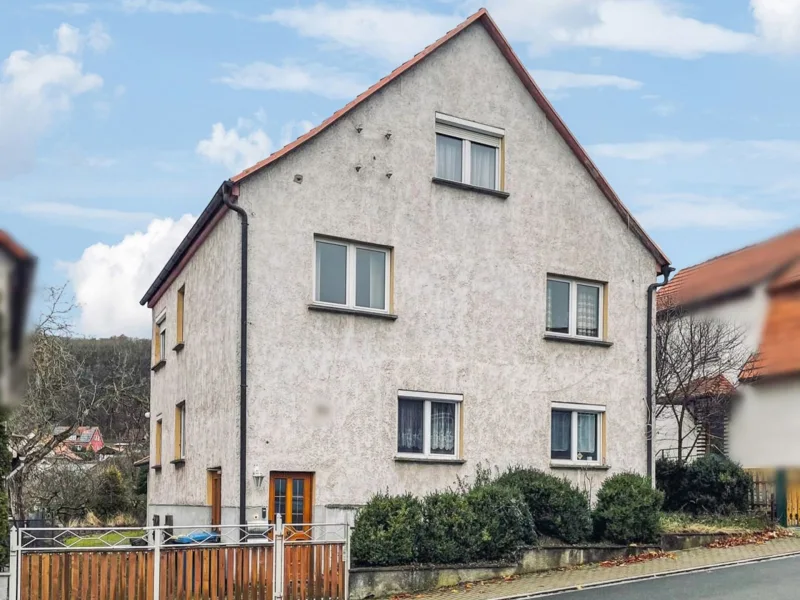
[140,9,671,530]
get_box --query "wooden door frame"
[268,472,314,525]
[208,468,222,532]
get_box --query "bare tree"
[8,285,149,520]
[655,302,752,464]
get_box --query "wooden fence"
[12,521,349,600]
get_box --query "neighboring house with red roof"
[0,230,36,408]
[139,9,671,529]
[53,426,105,454]
[657,228,800,469]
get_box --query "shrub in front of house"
[682,455,753,515]
[495,467,591,544]
[418,491,479,564]
[593,473,663,544]
[656,457,689,512]
[351,493,423,566]
[467,483,536,561]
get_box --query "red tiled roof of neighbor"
[769,258,800,292]
[740,285,800,382]
[685,375,736,399]
[658,228,800,310]
[0,230,32,261]
[140,9,670,307]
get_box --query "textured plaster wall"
[146,211,241,527]
[230,22,658,516]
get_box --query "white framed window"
[314,237,391,313]
[397,390,462,459]
[546,277,604,339]
[550,402,605,465]
[435,113,503,191]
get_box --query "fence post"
[8,525,18,600]
[344,525,352,600]
[273,514,284,600]
[153,525,162,600]
[777,469,788,527]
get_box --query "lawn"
[63,530,146,548]
[660,512,772,534]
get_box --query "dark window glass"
[316,241,347,304]
[292,478,305,524]
[273,478,287,522]
[397,399,424,454]
[547,280,570,334]
[551,410,571,459]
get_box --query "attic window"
[435,113,504,192]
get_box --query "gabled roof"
[658,228,800,310]
[140,8,669,307]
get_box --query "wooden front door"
[210,470,222,530]
[269,472,313,526]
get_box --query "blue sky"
[2,0,800,337]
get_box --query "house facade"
[53,426,105,454]
[656,228,800,469]
[0,230,36,409]
[141,10,670,529]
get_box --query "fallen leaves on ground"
[599,551,676,568]
[706,529,793,549]
[389,576,521,600]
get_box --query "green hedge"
[467,483,536,561]
[657,455,752,515]
[351,494,423,566]
[593,473,663,544]
[495,467,591,544]
[418,491,477,564]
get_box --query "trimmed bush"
[656,457,689,512]
[418,491,478,564]
[495,467,591,544]
[467,483,536,561]
[683,455,752,515]
[89,466,131,520]
[593,473,663,544]
[351,494,423,566]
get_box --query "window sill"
[431,177,510,199]
[170,459,186,468]
[550,462,610,471]
[151,465,162,471]
[308,303,398,320]
[151,359,166,372]
[394,455,466,465]
[543,334,613,348]
[173,342,185,353]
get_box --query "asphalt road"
[548,555,800,599]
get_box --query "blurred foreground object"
[0,230,36,408]
[656,228,800,471]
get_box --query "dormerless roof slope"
[658,228,800,310]
[140,8,669,307]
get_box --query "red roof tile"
[0,230,32,261]
[740,285,800,381]
[659,228,800,310]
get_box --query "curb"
[489,549,800,599]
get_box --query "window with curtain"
[397,392,461,458]
[550,406,604,463]
[545,277,604,339]
[434,114,503,191]
[314,238,390,312]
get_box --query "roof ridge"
[674,227,800,274]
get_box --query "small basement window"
[435,113,504,191]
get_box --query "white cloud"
[530,70,641,91]
[280,119,315,146]
[751,0,800,52]
[260,4,460,64]
[36,3,91,14]
[87,22,112,52]
[634,193,784,230]
[0,27,104,179]
[55,21,111,54]
[196,121,272,173]
[56,24,83,54]
[62,215,197,337]
[588,140,712,161]
[121,0,213,14]
[218,62,367,100]
[263,1,756,61]
[6,201,152,231]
